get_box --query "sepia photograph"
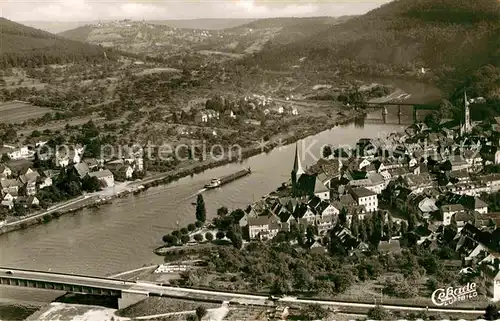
[0,0,500,320]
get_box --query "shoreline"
[0,109,368,237]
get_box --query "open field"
[135,67,182,76]
[18,115,127,136]
[2,71,48,90]
[0,101,53,124]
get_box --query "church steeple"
[291,142,305,195]
[292,142,305,177]
[464,90,471,134]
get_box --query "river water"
[0,103,425,316]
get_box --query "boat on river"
[204,168,251,189]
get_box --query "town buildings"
[242,101,500,301]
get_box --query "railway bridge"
[363,102,438,123]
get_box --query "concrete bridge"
[0,267,271,309]
[0,267,152,309]
[363,102,438,123]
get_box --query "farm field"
[0,101,53,124]
[18,116,126,136]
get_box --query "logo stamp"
[431,283,477,306]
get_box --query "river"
[0,101,433,317]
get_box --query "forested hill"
[225,16,352,32]
[0,18,117,68]
[243,0,500,94]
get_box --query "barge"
[204,168,251,189]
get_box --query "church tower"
[291,142,305,195]
[464,91,471,134]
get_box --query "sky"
[1,0,393,22]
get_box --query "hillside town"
[231,93,500,302]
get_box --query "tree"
[338,207,347,227]
[386,213,394,239]
[370,211,384,247]
[187,223,196,231]
[304,304,329,320]
[322,145,333,158]
[408,214,417,231]
[195,220,203,228]
[351,212,359,237]
[162,234,175,243]
[31,130,41,137]
[195,306,207,321]
[294,265,313,291]
[181,227,189,235]
[194,234,203,242]
[400,220,408,235]
[367,305,390,320]
[186,315,197,321]
[217,206,228,217]
[383,275,418,298]
[271,277,292,295]
[181,235,190,244]
[229,232,243,249]
[205,232,214,241]
[216,231,225,239]
[82,175,101,192]
[306,225,316,244]
[484,304,500,320]
[195,194,206,222]
[359,219,368,242]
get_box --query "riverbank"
[0,108,367,237]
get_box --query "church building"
[291,143,330,201]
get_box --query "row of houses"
[0,163,117,210]
[0,143,146,211]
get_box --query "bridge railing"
[0,267,135,283]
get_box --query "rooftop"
[350,187,376,199]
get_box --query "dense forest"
[242,0,500,94]
[0,18,117,68]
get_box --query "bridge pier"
[118,290,149,309]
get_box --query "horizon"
[2,1,393,22]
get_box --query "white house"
[349,187,378,212]
[1,195,14,209]
[274,106,284,114]
[248,215,281,240]
[89,170,115,187]
[38,177,52,189]
[56,146,85,167]
[313,177,330,201]
[481,258,500,302]
[124,165,134,179]
[8,146,33,160]
[288,106,298,115]
[441,204,465,226]
[472,198,488,214]
[0,165,12,178]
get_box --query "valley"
[1,1,500,320]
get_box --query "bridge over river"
[363,102,438,123]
